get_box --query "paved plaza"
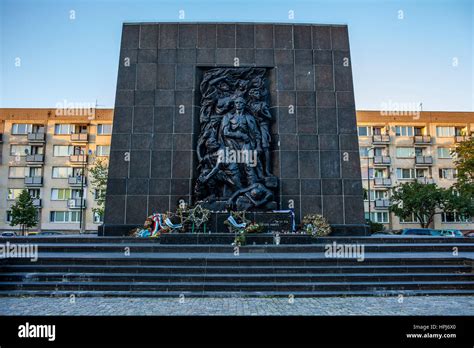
[1,296,472,316]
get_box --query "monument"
[102,22,367,236]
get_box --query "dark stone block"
[171,178,191,195]
[236,24,254,48]
[317,108,337,134]
[135,90,155,105]
[323,195,344,224]
[127,178,149,195]
[149,179,171,195]
[156,64,176,89]
[301,195,322,216]
[173,105,193,133]
[172,151,191,178]
[174,90,193,106]
[178,24,197,48]
[159,24,178,48]
[113,107,133,133]
[136,63,157,90]
[255,49,274,66]
[117,65,136,89]
[281,179,300,195]
[295,65,314,90]
[294,25,312,48]
[120,49,138,65]
[337,108,357,134]
[111,133,131,150]
[320,151,341,178]
[315,65,334,91]
[280,151,299,178]
[126,195,148,224]
[157,49,177,63]
[278,108,297,134]
[295,50,313,65]
[217,24,236,48]
[139,24,158,49]
[133,106,153,133]
[319,134,338,151]
[274,50,294,65]
[152,133,172,150]
[255,24,273,48]
[148,195,170,215]
[316,92,336,108]
[297,91,316,107]
[131,134,152,149]
[321,179,342,195]
[279,134,298,151]
[177,49,196,64]
[277,65,295,90]
[331,26,349,50]
[298,134,318,150]
[137,49,157,63]
[312,26,331,49]
[108,151,129,178]
[155,90,175,106]
[343,179,363,196]
[197,24,216,48]
[176,64,194,89]
[106,178,127,195]
[278,91,296,106]
[115,90,134,107]
[129,150,151,178]
[297,107,317,134]
[341,151,362,178]
[216,48,236,65]
[153,107,174,133]
[313,50,332,65]
[121,25,139,49]
[339,134,359,150]
[173,134,192,150]
[197,49,215,64]
[337,91,355,107]
[344,196,365,224]
[236,49,255,65]
[104,195,125,224]
[335,66,353,91]
[299,151,319,178]
[151,151,172,178]
[301,179,321,195]
[274,25,293,48]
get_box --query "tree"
[10,189,38,235]
[389,182,450,228]
[453,137,474,190]
[89,158,108,221]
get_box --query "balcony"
[69,154,88,164]
[24,176,43,187]
[373,156,391,166]
[373,177,392,187]
[416,177,435,184]
[454,135,469,143]
[415,156,433,166]
[32,198,42,208]
[70,133,89,142]
[26,154,44,164]
[67,198,86,209]
[374,199,390,209]
[27,132,46,143]
[68,176,87,186]
[372,135,390,144]
[413,135,431,145]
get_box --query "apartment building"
[357,111,474,231]
[0,108,113,233]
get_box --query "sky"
[0,0,473,111]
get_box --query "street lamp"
[77,148,93,234]
[366,146,375,223]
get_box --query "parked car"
[37,231,64,236]
[401,228,437,236]
[437,229,464,238]
[1,231,17,237]
[465,232,474,238]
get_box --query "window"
[97,124,112,135]
[6,211,12,223]
[10,145,30,156]
[358,126,371,136]
[414,127,425,136]
[53,145,73,157]
[396,168,415,179]
[50,211,81,223]
[11,124,32,135]
[51,188,72,200]
[415,169,427,178]
[8,167,26,178]
[54,124,73,135]
[28,189,40,199]
[94,189,105,200]
[96,145,110,156]
[396,147,415,158]
[437,148,452,159]
[395,126,413,137]
[441,212,470,223]
[436,126,455,137]
[93,212,104,223]
[28,167,42,177]
[7,189,24,200]
[368,212,389,223]
[400,213,416,223]
[439,168,457,179]
[372,127,384,136]
[366,190,388,201]
[52,167,73,178]
[359,147,370,158]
